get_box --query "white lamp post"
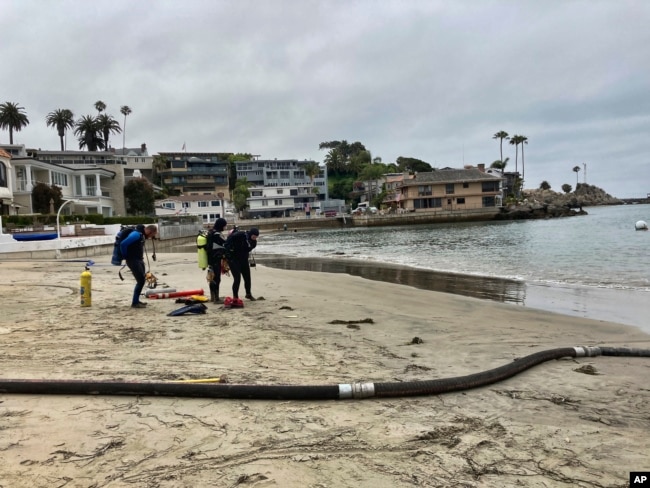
[56,199,80,240]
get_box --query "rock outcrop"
[522,184,622,207]
[495,184,619,220]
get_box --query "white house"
[1,144,119,217]
[155,194,232,225]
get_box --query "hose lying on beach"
[1,346,649,401]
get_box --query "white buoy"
[635,220,648,231]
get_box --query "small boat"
[12,232,58,241]
[635,220,648,231]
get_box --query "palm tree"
[94,100,106,114]
[324,149,344,175]
[74,115,104,151]
[573,165,581,187]
[120,105,132,149]
[518,135,528,186]
[492,131,509,162]
[509,135,524,174]
[490,157,509,170]
[303,161,321,187]
[96,113,122,151]
[45,109,75,150]
[152,154,168,188]
[0,101,29,144]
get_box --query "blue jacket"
[120,229,145,261]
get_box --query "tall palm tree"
[492,131,509,162]
[96,113,122,151]
[509,134,524,174]
[120,105,132,149]
[74,115,104,151]
[573,165,581,187]
[0,101,29,144]
[94,100,106,114]
[45,109,75,150]
[518,135,528,186]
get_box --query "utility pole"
[583,163,587,184]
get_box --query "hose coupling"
[573,346,602,357]
[338,382,376,399]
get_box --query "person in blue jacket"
[120,224,158,308]
[224,227,259,300]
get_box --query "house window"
[274,199,283,205]
[211,200,220,207]
[482,181,500,192]
[162,202,175,209]
[457,197,466,204]
[482,196,496,207]
[445,183,454,194]
[463,182,469,189]
[182,202,190,208]
[0,162,6,187]
[414,197,442,209]
[262,200,268,206]
[198,201,208,207]
[85,175,96,196]
[417,185,432,196]
[277,189,284,195]
[52,171,68,187]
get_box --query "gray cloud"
[1,0,648,197]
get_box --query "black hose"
[0,346,647,401]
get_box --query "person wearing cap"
[223,227,259,301]
[206,218,228,303]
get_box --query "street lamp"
[56,199,80,240]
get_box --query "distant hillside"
[523,184,622,207]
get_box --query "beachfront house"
[155,194,230,225]
[1,144,122,216]
[235,159,327,218]
[397,165,504,212]
[157,152,231,197]
[0,149,17,215]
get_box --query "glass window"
[52,171,68,187]
[0,162,6,187]
[482,181,500,192]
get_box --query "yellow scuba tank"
[197,231,208,270]
[80,267,92,307]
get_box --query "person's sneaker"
[245,295,256,301]
[131,302,147,308]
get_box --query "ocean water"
[256,204,650,333]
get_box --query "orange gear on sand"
[221,258,230,276]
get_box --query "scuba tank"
[197,231,208,270]
[80,266,92,307]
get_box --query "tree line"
[0,100,133,151]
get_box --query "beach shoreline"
[1,254,649,487]
[256,254,650,335]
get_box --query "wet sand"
[257,255,650,334]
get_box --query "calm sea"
[256,204,650,333]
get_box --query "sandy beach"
[1,253,649,487]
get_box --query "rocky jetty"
[523,184,622,207]
[495,184,621,220]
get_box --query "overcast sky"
[2,0,648,198]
